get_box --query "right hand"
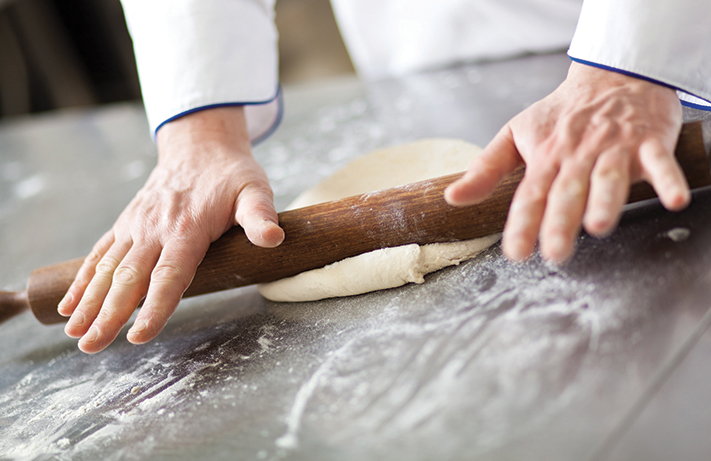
[57,107,284,353]
[445,62,687,263]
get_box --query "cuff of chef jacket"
[120,0,281,142]
[153,88,284,146]
[567,0,711,111]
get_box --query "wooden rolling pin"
[1,123,709,325]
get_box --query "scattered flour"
[664,227,691,242]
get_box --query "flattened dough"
[258,139,501,302]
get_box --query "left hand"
[445,62,689,263]
[58,107,283,353]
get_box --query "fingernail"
[70,310,86,327]
[83,326,99,344]
[57,292,73,313]
[64,310,84,338]
[444,181,459,195]
[128,319,150,344]
[262,220,285,247]
[263,218,280,230]
[444,189,463,205]
[129,319,147,336]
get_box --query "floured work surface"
[4,185,711,461]
[3,54,711,461]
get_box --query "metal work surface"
[2,53,711,460]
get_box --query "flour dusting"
[664,227,691,242]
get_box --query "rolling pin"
[1,123,709,326]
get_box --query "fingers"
[64,239,133,342]
[66,236,207,354]
[501,165,558,261]
[639,138,690,212]
[445,125,523,206]
[62,167,281,354]
[235,181,285,248]
[467,62,685,264]
[57,231,114,317]
[538,161,592,263]
[504,138,685,264]
[583,147,631,237]
[58,105,282,353]
[75,243,160,353]
[126,238,209,345]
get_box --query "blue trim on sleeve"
[569,56,711,112]
[569,56,677,90]
[152,87,283,141]
[252,86,284,146]
[679,100,711,111]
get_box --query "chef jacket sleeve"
[568,0,711,110]
[120,0,281,143]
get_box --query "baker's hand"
[58,107,284,353]
[445,62,689,263]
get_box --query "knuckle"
[507,211,536,233]
[560,179,586,198]
[76,292,103,311]
[93,313,124,333]
[560,111,588,136]
[594,165,625,185]
[151,264,184,285]
[74,273,93,287]
[551,215,571,230]
[640,140,668,161]
[543,222,570,239]
[113,265,142,285]
[171,209,198,229]
[524,183,548,203]
[95,256,120,276]
[73,268,94,288]
[85,249,103,264]
[239,180,275,204]
[248,200,277,219]
[246,179,273,195]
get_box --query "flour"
[0,315,285,460]
[664,227,691,242]
[270,251,626,453]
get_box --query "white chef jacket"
[120,0,711,143]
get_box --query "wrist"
[567,61,677,95]
[155,106,252,162]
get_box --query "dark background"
[0,0,355,119]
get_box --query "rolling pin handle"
[0,290,30,324]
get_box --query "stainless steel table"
[2,53,711,461]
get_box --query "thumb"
[234,181,285,248]
[445,124,522,206]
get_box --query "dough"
[259,139,501,302]
[258,237,500,302]
[288,138,484,209]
